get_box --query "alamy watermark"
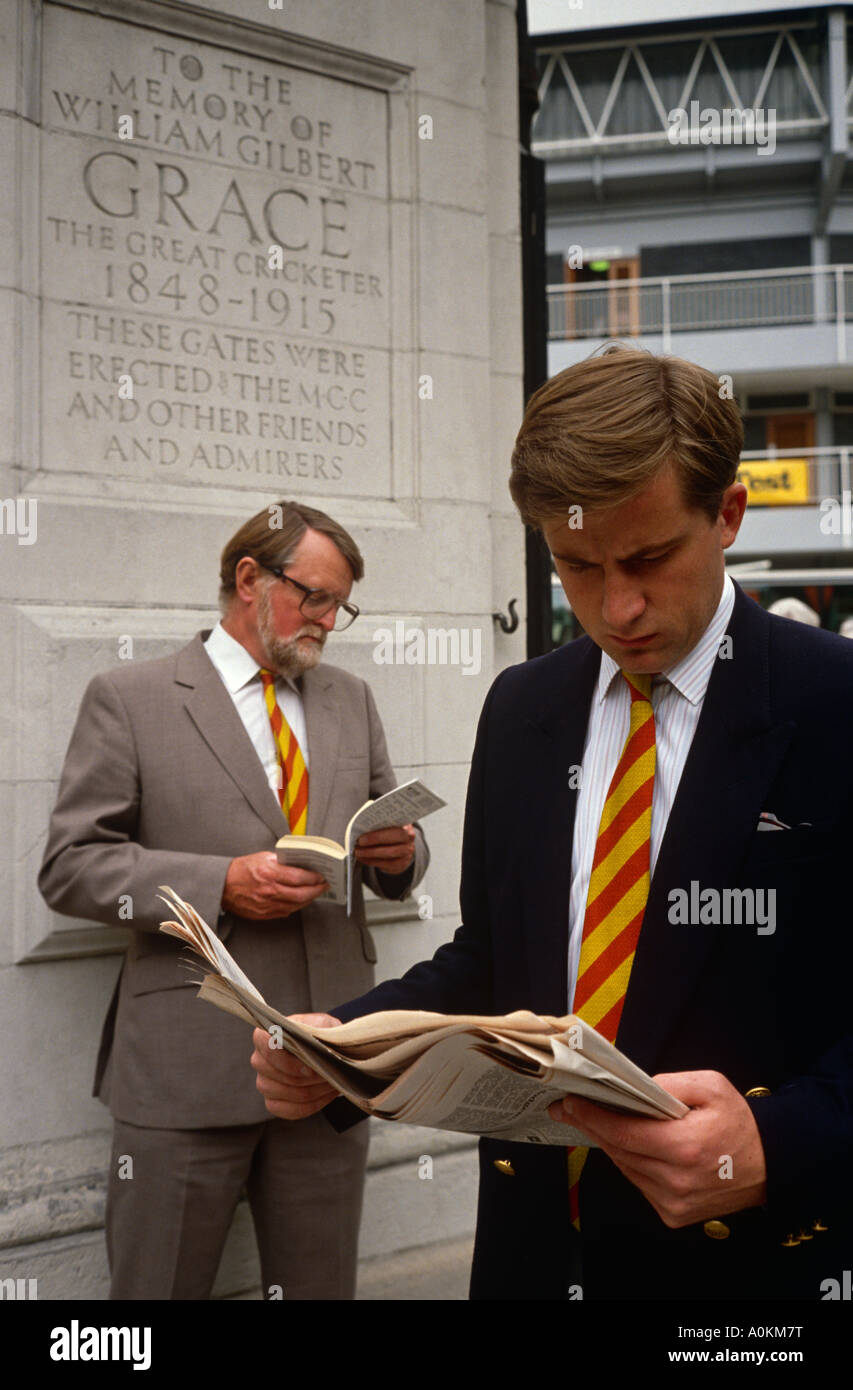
[50,1320,151,1370]
[0,1276,37,1299]
[667,103,776,156]
[373,621,481,676]
[0,497,37,545]
[820,1270,851,1299]
[668,882,776,935]
[819,491,853,536]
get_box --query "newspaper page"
[158,887,264,1002]
[344,779,446,913]
[344,779,447,845]
[367,1031,686,1144]
[373,1035,592,1145]
[160,888,689,1144]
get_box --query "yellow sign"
[737,459,810,506]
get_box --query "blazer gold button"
[703,1220,730,1239]
[493,1159,515,1176]
[812,1219,828,1232]
[744,1086,771,1098]
[797,1229,813,1241]
[781,1234,801,1247]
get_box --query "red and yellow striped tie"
[259,668,309,835]
[568,670,656,1229]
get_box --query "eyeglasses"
[261,564,360,631]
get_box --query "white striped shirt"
[567,573,735,1008]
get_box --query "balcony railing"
[738,447,853,508]
[547,264,853,353]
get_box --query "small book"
[157,886,689,1148]
[275,777,445,913]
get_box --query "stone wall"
[0,0,524,1298]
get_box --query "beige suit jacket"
[38,632,429,1128]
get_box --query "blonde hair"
[219,500,363,611]
[509,345,743,525]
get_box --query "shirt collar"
[596,572,736,707]
[204,621,300,696]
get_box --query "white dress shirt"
[567,573,735,1008]
[203,622,309,810]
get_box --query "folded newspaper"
[158,885,689,1147]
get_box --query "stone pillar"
[0,0,524,1297]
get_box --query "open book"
[158,886,688,1147]
[276,777,445,913]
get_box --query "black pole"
[517,0,553,658]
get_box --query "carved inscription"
[40,7,392,492]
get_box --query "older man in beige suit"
[39,500,428,1300]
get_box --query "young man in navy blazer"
[251,348,853,1301]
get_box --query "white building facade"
[533,2,853,620]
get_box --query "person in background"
[767,596,820,626]
[39,500,429,1300]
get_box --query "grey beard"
[262,632,324,678]
[256,581,326,677]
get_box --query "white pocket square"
[757,812,813,832]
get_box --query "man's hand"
[222,852,328,919]
[251,1020,342,1119]
[549,1070,767,1228]
[354,823,416,876]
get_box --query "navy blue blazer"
[333,584,853,1299]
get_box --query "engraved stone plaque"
[39,4,399,499]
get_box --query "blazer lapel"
[617,586,795,1071]
[301,667,342,837]
[521,638,602,1015]
[177,633,287,842]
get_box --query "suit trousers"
[105,1113,369,1300]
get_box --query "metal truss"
[532,20,836,155]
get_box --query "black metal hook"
[492,599,519,634]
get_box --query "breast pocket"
[743,825,836,870]
[334,759,373,804]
